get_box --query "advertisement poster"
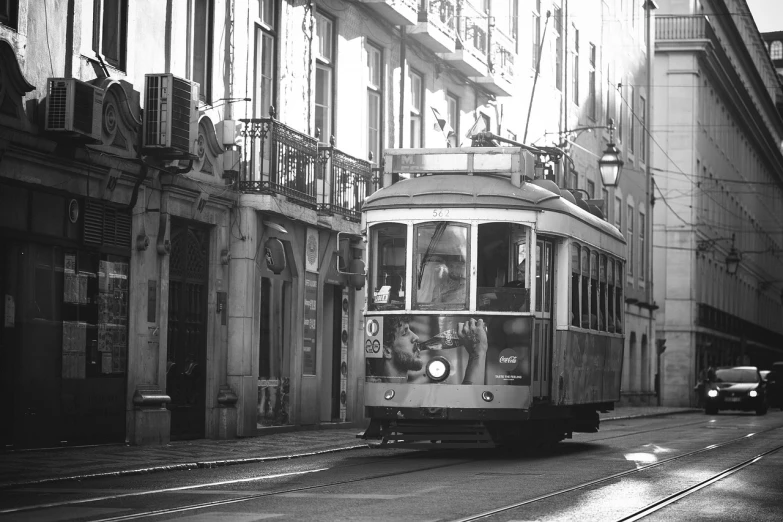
[364,314,532,386]
[302,271,318,375]
[97,260,129,374]
[62,321,87,379]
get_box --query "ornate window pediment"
[90,78,141,158]
[0,39,34,131]
[193,115,224,178]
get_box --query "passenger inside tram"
[417,256,466,304]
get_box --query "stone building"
[653,0,783,406]
[0,0,660,448]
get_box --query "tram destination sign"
[389,151,522,174]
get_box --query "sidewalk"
[0,406,698,488]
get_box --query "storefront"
[1,181,131,448]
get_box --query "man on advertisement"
[370,316,488,384]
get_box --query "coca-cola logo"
[498,348,519,371]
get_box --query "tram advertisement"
[364,314,532,386]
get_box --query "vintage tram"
[360,145,626,449]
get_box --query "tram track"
[3,421,779,521]
[448,425,783,522]
[0,455,473,520]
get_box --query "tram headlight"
[707,389,718,398]
[749,390,758,398]
[426,356,450,382]
[384,390,395,400]
[481,391,494,402]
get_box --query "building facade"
[653,0,783,406]
[0,0,659,448]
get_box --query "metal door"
[533,237,555,399]
[167,222,209,440]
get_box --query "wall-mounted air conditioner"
[143,73,199,158]
[45,78,104,141]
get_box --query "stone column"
[226,206,259,436]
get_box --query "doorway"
[533,237,555,399]
[166,221,209,440]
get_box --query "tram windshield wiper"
[417,222,448,288]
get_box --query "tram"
[359,143,626,449]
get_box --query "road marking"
[0,468,329,515]
[165,513,283,521]
[9,507,130,522]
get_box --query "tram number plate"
[432,209,450,218]
[724,397,740,402]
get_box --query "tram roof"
[363,174,624,242]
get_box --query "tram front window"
[477,223,530,312]
[414,222,469,309]
[369,223,407,311]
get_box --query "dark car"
[704,366,767,415]
[765,361,783,409]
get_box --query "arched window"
[771,41,783,60]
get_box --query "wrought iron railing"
[423,0,456,35]
[460,18,488,57]
[238,117,318,208]
[318,145,374,222]
[492,43,514,79]
[656,15,712,41]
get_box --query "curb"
[0,444,370,489]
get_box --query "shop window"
[414,222,468,310]
[369,223,407,311]
[257,277,291,428]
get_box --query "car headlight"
[749,390,758,398]
[426,356,450,382]
[707,389,718,398]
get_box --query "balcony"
[359,0,418,26]
[438,16,488,77]
[470,43,515,96]
[238,118,372,221]
[239,118,319,208]
[318,144,374,222]
[655,15,714,54]
[409,0,457,54]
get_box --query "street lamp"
[725,246,741,275]
[598,118,624,187]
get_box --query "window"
[255,0,276,118]
[532,0,541,69]
[614,260,623,333]
[554,7,563,90]
[571,25,579,105]
[92,0,128,69]
[190,0,214,102]
[587,179,595,199]
[0,0,18,29]
[478,223,530,312]
[618,81,624,143]
[415,222,469,310]
[614,196,622,230]
[571,244,580,327]
[366,42,383,163]
[640,95,646,162]
[602,188,609,216]
[639,212,645,281]
[606,64,613,125]
[409,69,423,147]
[446,93,459,147]
[369,223,407,311]
[315,12,333,141]
[588,43,596,120]
[771,41,783,60]
[627,204,634,277]
[629,86,635,154]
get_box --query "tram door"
[532,238,555,399]
[166,222,209,440]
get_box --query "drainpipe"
[399,26,406,148]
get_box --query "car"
[704,366,767,415]
[760,370,770,382]
[765,361,783,409]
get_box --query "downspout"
[399,26,406,148]
[645,1,657,405]
[523,10,551,143]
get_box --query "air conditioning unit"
[143,73,199,158]
[45,78,104,141]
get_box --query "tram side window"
[599,255,607,331]
[414,221,469,310]
[608,259,615,333]
[581,247,590,328]
[590,251,599,329]
[477,223,530,312]
[571,244,580,326]
[369,223,407,311]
